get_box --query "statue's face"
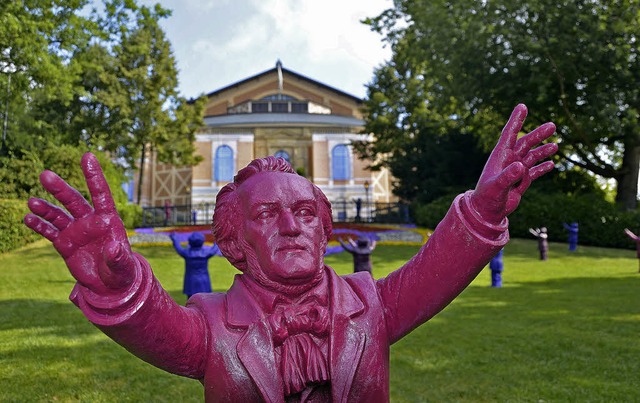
[238,171,326,288]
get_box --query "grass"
[1,237,639,401]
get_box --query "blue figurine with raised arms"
[170,232,220,298]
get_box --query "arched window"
[215,145,234,182]
[332,144,350,180]
[274,150,290,163]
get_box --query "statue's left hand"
[470,104,558,224]
[24,153,137,294]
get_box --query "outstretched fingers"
[24,213,59,243]
[27,198,73,230]
[513,160,556,196]
[497,104,528,151]
[81,153,117,216]
[514,122,556,157]
[528,160,556,182]
[40,170,93,219]
[522,143,558,168]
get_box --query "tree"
[365,0,640,209]
[354,50,490,202]
[0,0,97,155]
[95,1,205,204]
[1,0,206,205]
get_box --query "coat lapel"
[226,276,285,403]
[237,321,285,403]
[326,270,367,403]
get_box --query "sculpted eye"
[296,207,315,217]
[257,210,273,220]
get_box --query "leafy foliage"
[364,0,640,209]
[0,199,41,253]
[0,145,141,253]
[0,145,126,201]
[1,0,205,205]
[354,44,490,203]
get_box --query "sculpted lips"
[276,244,307,253]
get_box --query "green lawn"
[1,237,639,401]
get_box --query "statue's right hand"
[24,153,137,294]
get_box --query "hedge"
[0,199,41,253]
[117,203,143,230]
[413,191,640,250]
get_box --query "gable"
[203,66,363,119]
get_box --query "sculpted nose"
[278,211,301,236]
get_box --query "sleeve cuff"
[457,191,509,244]
[69,252,154,327]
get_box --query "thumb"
[101,241,136,289]
[495,161,526,191]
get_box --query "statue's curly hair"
[211,156,333,271]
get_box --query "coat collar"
[226,267,364,328]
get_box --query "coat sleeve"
[69,252,209,379]
[171,237,189,258]
[207,243,221,258]
[376,191,508,344]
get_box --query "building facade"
[135,61,395,222]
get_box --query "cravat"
[268,303,330,396]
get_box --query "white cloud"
[145,0,393,98]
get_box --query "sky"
[135,0,394,100]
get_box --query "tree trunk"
[136,143,146,206]
[615,140,640,211]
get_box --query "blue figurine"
[489,249,504,287]
[563,222,579,251]
[170,232,220,299]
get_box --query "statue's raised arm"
[24,152,137,294]
[378,104,557,344]
[25,153,208,379]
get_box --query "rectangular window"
[271,102,289,113]
[291,102,308,113]
[252,102,269,113]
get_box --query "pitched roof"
[202,62,364,104]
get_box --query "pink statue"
[24,104,556,402]
[624,228,640,272]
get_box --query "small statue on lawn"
[338,235,377,274]
[170,232,220,299]
[24,104,556,401]
[528,227,549,260]
[489,249,504,287]
[563,222,579,251]
[623,228,640,273]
